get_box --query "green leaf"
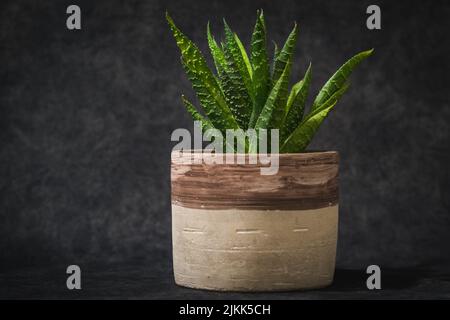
[249,11,271,128]
[180,59,234,130]
[166,13,239,131]
[218,66,253,129]
[281,100,338,153]
[254,60,291,130]
[259,9,266,29]
[223,21,253,98]
[281,83,349,152]
[312,49,373,111]
[272,23,298,85]
[181,95,215,131]
[281,63,312,140]
[207,23,226,76]
[268,61,292,130]
[182,95,236,152]
[234,33,253,79]
[271,41,279,77]
[286,80,303,114]
[221,21,254,128]
[307,82,349,119]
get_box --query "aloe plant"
[167,10,373,153]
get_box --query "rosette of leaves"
[166,10,373,153]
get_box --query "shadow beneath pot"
[327,267,430,291]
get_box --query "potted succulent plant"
[167,10,372,291]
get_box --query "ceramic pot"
[171,150,339,291]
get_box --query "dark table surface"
[1,261,449,299]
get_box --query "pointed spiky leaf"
[259,9,266,28]
[180,57,239,132]
[254,60,291,130]
[271,41,279,77]
[181,95,215,131]
[180,59,234,130]
[281,83,349,152]
[221,21,253,128]
[272,23,298,85]
[281,63,312,140]
[249,11,270,127]
[312,49,373,111]
[167,13,239,131]
[308,82,349,119]
[207,23,226,76]
[218,65,253,129]
[181,95,235,151]
[234,33,253,79]
[268,60,292,129]
[281,100,337,153]
[287,80,303,110]
[223,21,253,97]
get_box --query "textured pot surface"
[171,151,339,291]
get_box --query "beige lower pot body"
[171,151,339,292]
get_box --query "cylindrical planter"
[171,150,339,291]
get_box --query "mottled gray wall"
[0,0,449,272]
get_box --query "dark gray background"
[0,0,449,296]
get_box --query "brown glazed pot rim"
[171,149,339,210]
